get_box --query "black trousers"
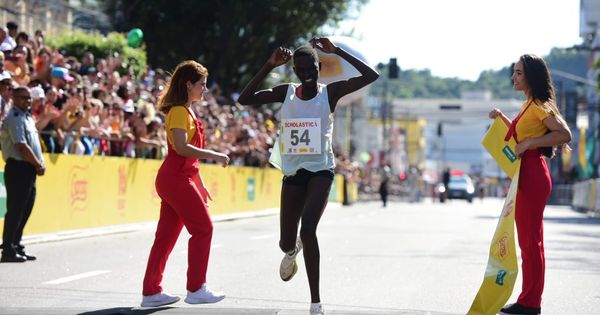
[2,159,36,256]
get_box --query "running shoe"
[184,284,226,304]
[280,238,302,281]
[140,292,180,307]
[310,302,325,315]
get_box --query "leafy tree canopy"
[47,31,147,77]
[371,47,589,100]
[104,0,366,97]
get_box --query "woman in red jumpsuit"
[489,54,571,315]
[140,60,230,307]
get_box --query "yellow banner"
[0,154,347,236]
[468,164,521,314]
[0,154,282,235]
[481,117,518,178]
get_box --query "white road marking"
[42,270,111,285]
[249,234,274,240]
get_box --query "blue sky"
[334,0,583,80]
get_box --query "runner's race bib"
[280,118,321,155]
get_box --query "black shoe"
[16,245,37,261]
[500,303,541,315]
[16,250,36,261]
[0,253,27,263]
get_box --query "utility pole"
[377,58,399,168]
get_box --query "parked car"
[438,174,475,203]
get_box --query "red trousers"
[515,150,552,308]
[142,165,212,295]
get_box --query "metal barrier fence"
[572,178,600,217]
[548,184,573,206]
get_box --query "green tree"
[370,47,588,100]
[104,0,366,96]
[47,31,147,78]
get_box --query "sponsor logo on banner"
[319,56,343,77]
[502,145,517,162]
[497,233,509,260]
[501,199,514,217]
[150,167,161,207]
[117,165,127,213]
[247,177,255,201]
[496,270,507,286]
[70,165,90,211]
[0,171,6,218]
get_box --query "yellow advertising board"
[0,154,347,237]
[0,154,286,236]
[482,117,519,178]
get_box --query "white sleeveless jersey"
[270,83,335,176]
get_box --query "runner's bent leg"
[280,182,306,253]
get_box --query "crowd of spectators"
[0,21,361,174]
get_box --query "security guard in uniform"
[0,86,45,263]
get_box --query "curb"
[21,203,342,245]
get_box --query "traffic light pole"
[380,58,398,167]
[381,73,388,165]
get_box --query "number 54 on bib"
[280,118,322,155]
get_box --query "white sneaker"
[184,284,226,304]
[140,292,180,307]
[310,302,325,315]
[280,238,303,281]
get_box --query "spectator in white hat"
[0,70,12,128]
[29,85,44,117]
[0,27,12,52]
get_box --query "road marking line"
[250,234,274,240]
[42,270,111,285]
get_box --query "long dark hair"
[157,60,208,114]
[520,54,570,158]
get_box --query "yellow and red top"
[514,99,553,143]
[165,106,197,145]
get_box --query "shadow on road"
[79,307,173,315]
[475,214,600,226]
[543,216,600,225]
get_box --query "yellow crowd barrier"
[0,154,346,236]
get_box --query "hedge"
[46,31,147,78]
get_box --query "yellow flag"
[469,122,522,315]
[481,118,519,178]
[578,127,587,172]
[468,162,520,315]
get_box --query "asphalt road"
[0,198,598,315]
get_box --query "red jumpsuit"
[142,113,213,295]
[505,103,552,308]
